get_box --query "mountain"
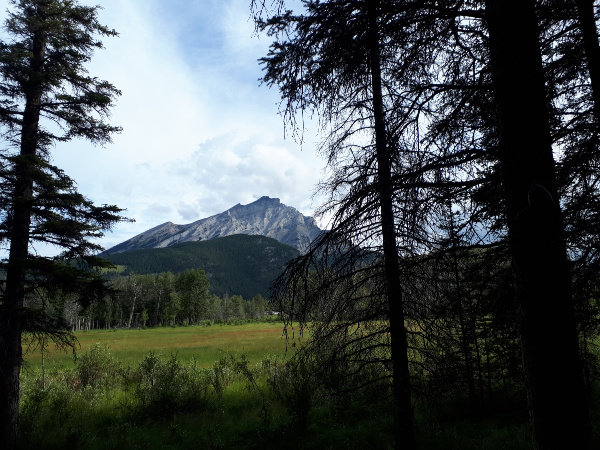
[105,196,322,254]
[103,234,299,298]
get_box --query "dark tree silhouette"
[260,1,430,446]
[575,0,600,123]
[257,0,599,447]
[485,0,592,447]
[0,1,125,448]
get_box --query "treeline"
[48,269,270,331]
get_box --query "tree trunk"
[575,0,600,124]
[0,9,47,447]
[448,210,477,407]
[367,1,415,448]
[127,293,137,328]
[485,0,592,447]
[155,290,162,325]
[0,316,23,450]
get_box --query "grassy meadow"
[23,321,295,370]
[16,321,541,449]
[21,321,395,450]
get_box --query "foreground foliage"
[256,0,600,447]
[17,342,544,450]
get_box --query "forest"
[102,234,300,299]
[60,269,270,331]
[1,0,600,449]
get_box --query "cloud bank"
[0,0,325,252]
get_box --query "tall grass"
[20,344,394,449]
[17,323,544,449]
[23,321,289,370]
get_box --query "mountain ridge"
[106,196,322,254]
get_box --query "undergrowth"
[17,344,544,449]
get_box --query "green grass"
[23,322,293,370]
[16,322,547,449]
[99,264,126,275]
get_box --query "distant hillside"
[102,234,299,299]
[106,196,322,254]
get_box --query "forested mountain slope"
[102,234,299,298]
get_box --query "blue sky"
[0,0,325,252]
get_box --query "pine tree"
[0,1,126,447]
[258,0,598,447]
[485,0,592,446]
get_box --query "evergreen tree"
[259,1,441,446]
[258,0,598,447]
[0,1,125,447]
[485,0,592,446]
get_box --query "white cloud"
[0,0,326,253]
[173,131,322,217]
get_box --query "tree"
[229,294,246,319]
[176,268,210,324]
[485,0,592,446]
[121,272,143,328]
[365,1,414,443]
[208,293,221,320]
[164,291,182,327]
[221,293,232,321]
[153,271,175,326]
[259,1,441,446]
[258,0,599,447]
[0,1,124,447]
[250,294,267,318]
[574,0,600,123]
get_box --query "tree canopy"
[0,1,126,447]
[257,0,599,448]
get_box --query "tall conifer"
[0,1,125,447]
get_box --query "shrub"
[75,343,121,390]
[267,355,319,438]
[19,379,97,448]
[132,353,214,419]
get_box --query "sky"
[0,0,326,252]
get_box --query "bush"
[267,355,318,437]
[18,378,106,448]
[75,343,121,390]
[132,353,214,419]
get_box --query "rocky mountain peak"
[106,196,322,254]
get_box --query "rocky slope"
[106,196,322,254]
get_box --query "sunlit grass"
[16,322,548,449]
[23,322,292,370]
